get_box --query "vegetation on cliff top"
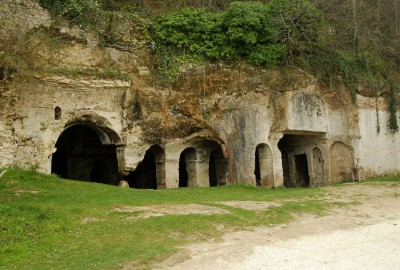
[1,0,399,131]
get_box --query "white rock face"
[357,95,400,177]
[287,90,328,133]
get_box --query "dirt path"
[152,182,400,270]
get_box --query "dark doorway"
[51,125,119,185]
[254,148,261,186]
[90,158,110,184]
[179,148,197,188]
[294,154,310,187]
[179,153,188,187]
[278,134,317,188]
[126,150,157,189]
[281,150,291,187]
[209,146,227,187]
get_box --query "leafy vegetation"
[38,0,97,20]
[150,1,322,78]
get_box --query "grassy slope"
[0,168,393,269]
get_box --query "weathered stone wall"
[7,76,129,171]
[0,0,51,36]
[1,0,399,187]
[356,95,400,177]
[0,82,17,168]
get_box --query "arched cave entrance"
[125,145,166,189]
[209,146,228,187]
[51,125,119,185]
[278,134,326,188]
[179,147,197,188]
[254,143,274,187]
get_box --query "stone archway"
[51,124,119,185]
[254,143,274,187]
[330,142,353,182]
[179,148,197,188]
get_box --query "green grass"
[1,168,395,269]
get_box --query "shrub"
[222,2,268,56]
[39,0,97,19]
[248,44,287,66]
[266,0,322,60]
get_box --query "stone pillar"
[155,160,166,189]
[165,159,179,188]
[186,159,198,187]
[258,153,273,187]
[196,158,210,187]
[270,134,284,187]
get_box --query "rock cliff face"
[1,0,399,188]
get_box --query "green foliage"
[152,9,228,59]
[266,0,322,59]
[97,0,143,13]
[151,0,322,80]
[39,0,97,20]
[222,2,268,55]
[248,44,287,66]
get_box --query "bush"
[39,0,97,19]
[151,9,226,59]
[266,0,322,60]
[151,0,322,72]
[248,44,287,66]
[222,2,268,55]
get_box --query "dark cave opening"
[209,146,227,187]
[278,134,314,188]
[126,150,157,189]
[51,125,119,185]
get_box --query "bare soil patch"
[216,201,281,211]
[114,204,230,220]
[149,182,400,270]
